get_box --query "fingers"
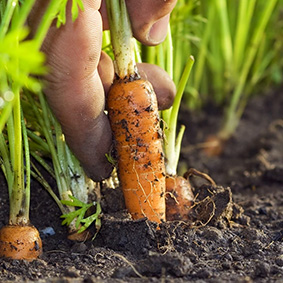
[127,0,177,46]
[100,0,177,45]
[97,51,114,94]
[137,63,176,110]
[29,1,113,181]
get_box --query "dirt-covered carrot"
[165,175,194,221]
[106,0,166,223]
[166,169,216,221]
[0,225,42,261]
[0,91,43,260]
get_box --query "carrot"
[0,88,42,260]
[165,169,216,221]
[106,0,166,223]
[202,135,227,157]
[108,78,166,222]
[0,224,42,261]
[165,175,194,221]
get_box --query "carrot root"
[202,135,226,157]
[0,224,42,261]
[107,78,166,223]
[165,175,194,221]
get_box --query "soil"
[0,87,283,282]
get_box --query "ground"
[0,87,282,282]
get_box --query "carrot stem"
[219,0,278,140]
[0,0,17,39]
[11,0,36,32]
[21,108,31,222]
[0,133,13,190]
[105,0,137,78]
[164,56,194,176]
[33,0,62,49]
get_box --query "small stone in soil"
[71,242,88,253]
[202,226,224,242]
[194,268,211,279]
[253,262,270,278]
[40,227,55,237]
[275,255,283,267]
[222,261,231,270]
[63,267,80,278]
[131,252,193,278]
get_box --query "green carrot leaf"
[78,203,102,233]
[0,28,45,94]
[60,195,101,232]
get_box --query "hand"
[29,0,177,181]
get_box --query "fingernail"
[147,14,170,45]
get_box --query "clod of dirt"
[263,167,283,183]
[190,184,248,228]
[113,252,193,278]
[94,217,157,257]
[100,186,126,214]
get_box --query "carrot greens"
[170,0,282,147]
[0,0,90,258]
[141,28,194,177]
[25,90,101,239]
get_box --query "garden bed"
[0,87,282,282]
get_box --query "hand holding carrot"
[28,0,177,181]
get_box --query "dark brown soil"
[1,88,283,282]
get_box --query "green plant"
[169,0,283,150]
[141,28,194,177]
[218,0,282,141]
[25,90,101,239]
[0,0,88,258]
[0,0,59,260]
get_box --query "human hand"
[29,0,177,181]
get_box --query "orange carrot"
[67,229,92,241]
[165,175,194,221]
[202,135,226,157]
[0,224,42,261]
[165,169,216,221]
[106,0,166,223]
[108,78,166,222]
